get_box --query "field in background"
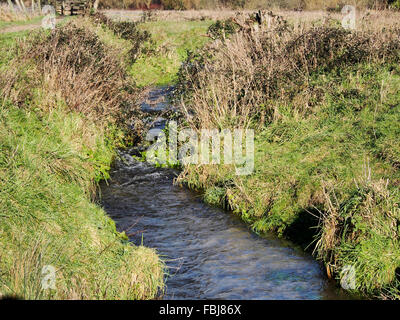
[100,0,400,11]
[104,8,400,28]
[129,19,211,86]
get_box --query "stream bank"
[100,87,351,299]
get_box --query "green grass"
[130,20,212,87]
[0,104,164,299]
[0,21,164,300]
[0,31,31,67]
[180,62,400,298]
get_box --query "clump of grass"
[176,11,400,129]
[0,104,164,299]
[316,167,400,297]
[1,20,147,142]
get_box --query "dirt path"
[0,17,65,34]
[0,23,41,33]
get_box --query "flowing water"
[99,87,348,300]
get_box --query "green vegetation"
[130,20,212,87]
[0,19,163,299]
[0,30,28,65]
[0,103,163,299]
[175,13,400,298]
[2,6,400,300]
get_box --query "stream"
[99,87,348,300]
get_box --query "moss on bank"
[0,21,164,299]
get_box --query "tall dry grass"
[0,2,41,22]
[0,20,145,133]
[175,11,400,130]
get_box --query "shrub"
[176,12,400,129]
[0,21,147,142]
[207,18,241,40]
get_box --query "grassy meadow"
[129,19,212,86]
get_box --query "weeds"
[0,20,147,141]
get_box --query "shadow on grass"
[283,208,321,252]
